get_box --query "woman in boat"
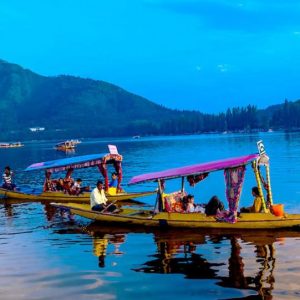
[240,186,263,213]
[2,166,16,191]
[90,180,118,212]
[205,195,224,216]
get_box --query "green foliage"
[1,59,300,140]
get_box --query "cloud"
[195,65,202,71]
[217,64,229,72]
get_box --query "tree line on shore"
[1,59,300,140]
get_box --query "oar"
[101,200,118,213]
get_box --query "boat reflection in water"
[82,224,299,299]
[2,201,300,299]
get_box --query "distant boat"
[132,135,141,139]
[55,140,76,151]
[70,139,81,144]
[0,142,24,148]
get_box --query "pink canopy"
[129,153,259,185]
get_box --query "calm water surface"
[1,133,300,299]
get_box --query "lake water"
[1,132,300,299]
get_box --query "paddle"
[101,200,118,213]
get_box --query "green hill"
[1,59,300,140]
[0,59,181,139]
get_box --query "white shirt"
[90,187,108,208]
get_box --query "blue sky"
[1,0,300,113]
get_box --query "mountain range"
[0,59,299,140]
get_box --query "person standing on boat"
[2,166,16,191]
[240,186,263,213]
[90,180,118,212]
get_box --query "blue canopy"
[25,153,122,173]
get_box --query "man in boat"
[43,171,57,192]
[240,187,263,213]
[109,172,118,188]
[63,169,75,193]
[2,166,16,191]
[108,172,124,194]
[90,180,118,213]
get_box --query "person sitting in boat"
[2,166,17,191]
[108,172,124,195]
[185,194,203,213]
[70,178,90,195]
[63,169,75,193]
[240,186,263,213]
[205,195,225,216]
[55,178,65,191]
[90,180,118,213]
[43,171,57,192]
[109,172,118,188]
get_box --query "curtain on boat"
[98,164,108,191]
[187,173,208,186]
[223,165,246,223]
[113,161,122,192]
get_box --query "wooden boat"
[0,142,24,148]
[51,202,300,229]
[0,146,155,203]
[55,140,76,151]
[51,141,300,229]
[0,188,155,203]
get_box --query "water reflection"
[90,228,126,268]
[2,202,13,217]
[215,236,275,300]
[82,225,300,299]
[136,238,223,278]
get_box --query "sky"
[1,0,300,113]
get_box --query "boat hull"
[0,188,155,203]
[52,203,300,230]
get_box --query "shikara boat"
[51,141,300,229]
[0,142,24,148]
[0,148,155,203]
[55,140,76,151]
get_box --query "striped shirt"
[2,172,12,184]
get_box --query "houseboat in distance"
[0,142,24,148]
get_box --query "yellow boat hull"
[0,188,155,203]
[52,202,300,230]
